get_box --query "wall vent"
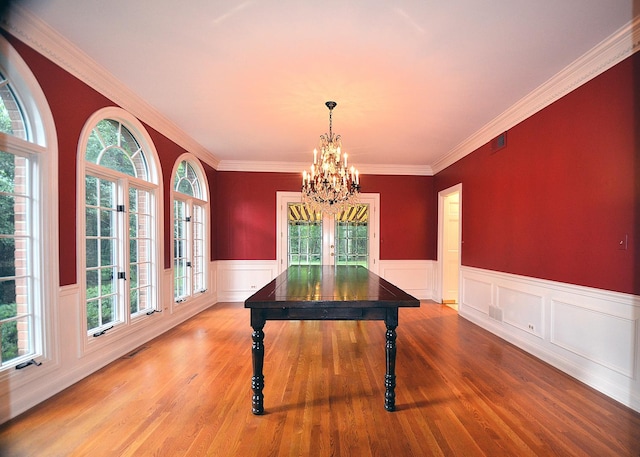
[490,131,507,152]
[122,345,149,359]
[489,305,503,322]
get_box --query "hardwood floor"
[0,301,639,456]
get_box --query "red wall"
[10,29,637,295]
[215,172,301,260]
[365,174,435,260]
[435,53,639,295]
[214,172,436,260]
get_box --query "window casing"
[172,158,208,302]
[80,113,159,338]
[0,38,58,374]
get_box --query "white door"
[276,192,379,274]
[442,192,460,303]
[437,184,462,306]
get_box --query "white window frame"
[171,154,209,305]
[77,107,162,353]
[0,35,59,382]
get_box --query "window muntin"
[82,115,158,336]
[172,159,207,302]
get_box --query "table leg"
[385,323,397,411]
[251,323,265,415]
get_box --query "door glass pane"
[287,203,322,266]
[335,204,369,267]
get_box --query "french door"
[277,192,379,274]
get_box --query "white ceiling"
[10,1,638,172]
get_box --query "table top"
[245,265,420,309]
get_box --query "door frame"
[276,191,380,274]
[436,183,462,304]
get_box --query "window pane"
[85,175,98,206]
[86,239,98,268]
[129,288,139,314]
[137,287,149,311]
[86,270,99,299]
[101,267,116,295]
[99,209,115,237]
[0,150,15,193]
[0,238,15,277]
[129,213,138,239]
[0,77,27,140]
[100,239,114,266]
[85,208,98,237]
[85,131,103,164]
[101,296,115,325]
[86,299,99,329]
[129,264,138,289]
[100,148,136,176]
[99,179,115,208]
[0,280,16,315]
[138,261,150,287]
[1,319,19,363]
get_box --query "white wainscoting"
[377,260,436,300]
[459,266,640,413]
[216,260,279,302]
[215,260,435,302]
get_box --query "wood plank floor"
[0,301,639,456]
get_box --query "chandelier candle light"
[302,101,360,215]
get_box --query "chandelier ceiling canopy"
[302,101,360,215]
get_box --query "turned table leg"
[251,313,265,415]
[385,308,399,412]
[384,323,397,411]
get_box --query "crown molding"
[1,4,220,170]
[217,159,433,176]
[431,15,640,174]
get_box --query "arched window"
[79,108,160,338]
[0,36,57,373]
[172,156,208,302]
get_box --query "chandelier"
[302,101,360,215]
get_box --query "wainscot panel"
[378,260,435,300]
[216,260,279,302]
[459,266,640,413]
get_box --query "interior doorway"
[438,184,462,310]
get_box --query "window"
[172,157,208,302]
[0,37,57,373]
[80,109,160,338]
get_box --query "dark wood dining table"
[244,264,420,414]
